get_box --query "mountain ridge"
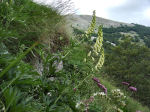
[68,14,134,30]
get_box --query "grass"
[64,40,150,112]
[0,0,150,112]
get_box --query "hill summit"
[68,15,134,30]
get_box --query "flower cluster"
[75,92,107,112]
[93,26,105,70]
[113,107,124,112]
[93,92,104,96]
[129,86,137,92]
[97,83,107,94]
[122,82,130,86]
[93,26,103,53]
[111,89,127,111]
[122,81,137,92]
[111,89,126,99]
[92,77,107,94]
[95,48,104,70]
[85,10,96,38]
[92,77,100,83]
[84,12,104,71]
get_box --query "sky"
[34,0,150,26]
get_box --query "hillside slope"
[0,1,150,112]
[68,15,134,30]
[70,15,150,47]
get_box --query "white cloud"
[72,0,126,18]
[33,0,150,26]
[144,8,150,19]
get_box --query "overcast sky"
[34,0,150,26]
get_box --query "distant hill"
[67,15,134,30]
[68,15,150,47]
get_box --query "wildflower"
[94,26,103,53]
[90,96,94,101]
[99,92,106,96]
[93,92,106,97]
[104,88,107,94]
[87,51,91,57]
[97,83,107,94]
[129,86,137,92]
[91,56,95,61]
[91,68,94,72]
[86,10,96,37]
[122,82,130,86]
[136,111,142,112]
[94,48,104,70]
[84,58,86,62]
[92,77,100,83]
[75,101,82,108]
[85,109,88,112]
[116,89,120,92]
[117,108,123,112]
[120,101,126,107]
[47,92,51,96]
[94,50,99,56]
[95,65,98,70]
[97,83,105,89]
[73,88,76,92]
[93,92,98,96]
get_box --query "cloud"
[34,0,150,26]
[107,0,150,26]
[72,0,126,18]
[72,0,150,26]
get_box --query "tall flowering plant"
[85,10,96,38]
[86,25,105,71]
[75,10,106,112]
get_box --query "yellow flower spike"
[84,11,105,71]
[95,65,98,71]
[91,57,95,61]
[95,48,105,70]
[92,26,104,70]
[91,68,94,72]
[94,26,103,53]
[93,51,99,56]
[87,51,91,57]
[85,10,96,38]
[84,58,87,62]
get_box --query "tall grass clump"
[0,0,70,111]
[0,0,69,55]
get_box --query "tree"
[104,37,150,106]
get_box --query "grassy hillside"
[0,1,150,112]
[68,15,134,30]
[72,17,150,47]
[72,13,150,109]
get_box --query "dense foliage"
[103,24,150,47]
[104,37,150,107]
[0,0,150,112]
[73,24,150,47]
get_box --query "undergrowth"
[0,0,150,112]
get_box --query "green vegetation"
[103,24,150,47]
[0,0,150,112]
[104,37,150,107]
[73,23,150,47]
